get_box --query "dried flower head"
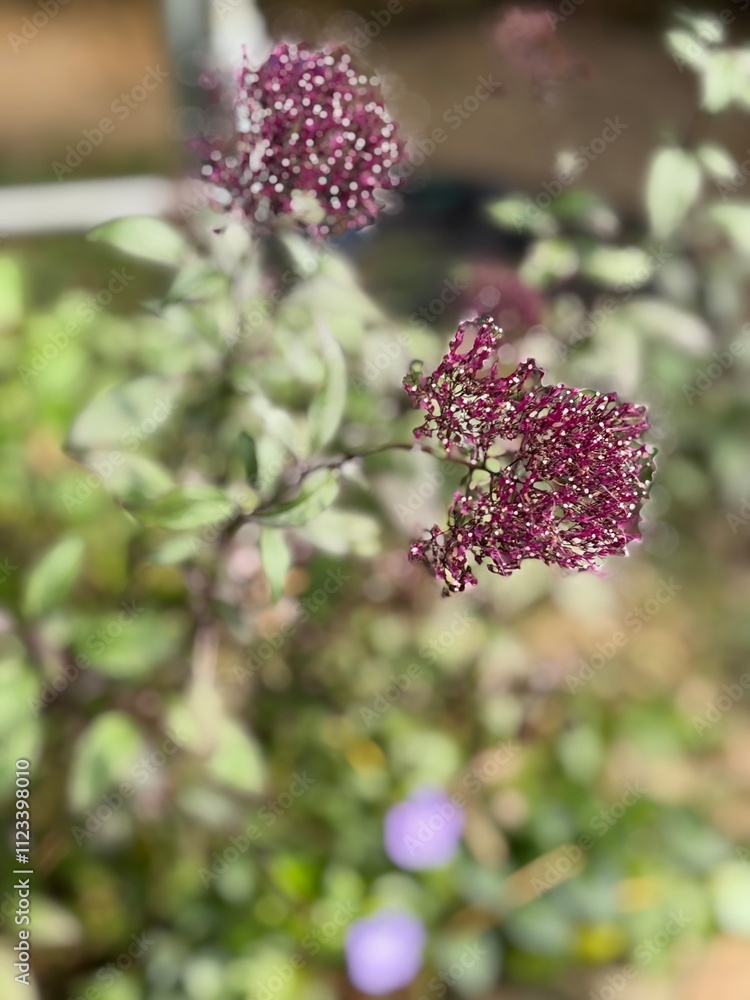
[404,316,654,594]
[203,41,404,236]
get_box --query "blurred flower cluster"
[203,41,404,236]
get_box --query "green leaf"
[164,263,227,303]
[148,535,202,566]
[675,10,725,45]
[253,470,339,528]
[23,536,85,619]
[546,190,619,237]
[505,899,576,955]
[75,610,186,679]
[701,50,740,113]
[236,431,259,486]
[299,509,381,558]
[665,29,707,72]
[276,263,385,351]
[557,725,603,784]
[82,452,174,506]
[486,196,558,237]
[618,299,712,354]
[68,711,144,812]
[29,898,83,948]
[87,216,189,268]
[0,659,41,798]
[710,202,750,255]
[248,395,310,460]
[134,486,236,531]
[259,529,291,602]
[736,49,750,112]
[280,231,323,278]
[206,719,267,793]
[66,375,178,452]
[435,933,500,996]
[645,148,702,239]
[519,238,579,288]
[580,247,652,288]
[308,326,347,450]
[697,143,738,182]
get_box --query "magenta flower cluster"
[203,42,404,236]
[404,316,654,594]
[463,262,544,339]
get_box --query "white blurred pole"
[208,0,270,70]
[0,176,179,236]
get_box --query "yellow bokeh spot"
[576,923,628,963]
[345,739,386,772]
[619,876,663,911]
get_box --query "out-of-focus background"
[2,1,750,999]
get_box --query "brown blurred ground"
[0,0,171,177]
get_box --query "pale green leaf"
[259,529,291,603]
[697,143,738,182]
[148,535,202,566]
[547,190,619,237]
[207,719,267,793]
[618,298,712,354]
[701,50,740,112]
[252,470,339,528]
[520,238,579,288]
[30,898,83,948]
[435,933,501,996]
[299,509,381,558]
[23,536,85,619]
[75,611,186,679]
[66,375,178,452]
[68,711,144,812]
[164,263,227,303]
[710,202,750,255]
[645,148,702,239]
[82,452,174,506]
[557,725,604,784]
[134,486,235,531]
[665,29,707,72]
[675,10,725,45]
[0,659,41,798]
[308,326,347,450]
[486,196,558,237]
[87,216,188,268]
[581,247,652,288]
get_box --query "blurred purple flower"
[404,316,654,594]
[494,7,587,94]
[462,263,544,339]
[384,788,465,870]
[345,909,426,995]
[203,41,404,237]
